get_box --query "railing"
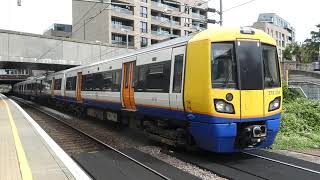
[151,31,170,36]
[151,16,170,23]
[112,23,134,31]
[151,1,180,12]
[289,81,320,100]
[111,40,134,46]
[112,6,133,15]
[192,13,206,19]
[151,16,180,25]
[192,25,206,31]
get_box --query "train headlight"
[269,97,281,111]
[214,99,235,114]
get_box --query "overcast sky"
[0,0,319,42]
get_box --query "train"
[13,27,282,153]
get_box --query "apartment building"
[252,13,296,61]
[72,0,208,49]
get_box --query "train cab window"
[211,43,237,89]
[262,45,281,88]
[54,79,62,90]
[173,54,184,93]
[66,77,77,91]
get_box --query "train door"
[122,61,136,110]
[76,72,82,101]
[169,46,186,111]
[236,40,264,119]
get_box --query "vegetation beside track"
[273,85,320,150]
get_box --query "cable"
[223,0,257,12]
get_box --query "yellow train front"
[185,28,282,152]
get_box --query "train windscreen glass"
[262,45,281,88]
[211,43,238,89]
[237,41,263,90]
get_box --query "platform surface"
[0,94,89,180]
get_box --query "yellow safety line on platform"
[0,95,33,180]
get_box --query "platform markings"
[0,94,33,180]
[6,95,92,180]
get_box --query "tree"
[283,42,302,62]
[283,24,320,63]
[301,24,320,63]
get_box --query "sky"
[0,0,319,42]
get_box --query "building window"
[140,21,148,33]
[141,0,147,2]
[140,6,147,18]
[141,37,148,47]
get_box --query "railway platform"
[0,94,91,180]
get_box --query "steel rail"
[243,151,320,175]
[13,97,171,180]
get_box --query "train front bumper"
[189,118,280,153]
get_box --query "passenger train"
[13,27,282,153]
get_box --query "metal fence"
[289,81,320,100]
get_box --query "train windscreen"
[211,41,280,90]
[236,41,263,90]
[211,43,238,89]
[262,45,281,88]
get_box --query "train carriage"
[14,27,282,153]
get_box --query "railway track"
[14,96,320,180]
[13,97,175,180]
[164,145,320,180]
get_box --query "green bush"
[282,84,304,102]
[273,98,320,150]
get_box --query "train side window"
[93,73,104,91]
[112,70,122,92]
[173,54,184,93]
[66,77,77,91]
[135,66,147,92]
[102,72,112,91]
[82,74,94,91]
[54,78,62,90]
[46,80,52,90]
[145,62,171,93]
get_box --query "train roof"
[48,27,276,76]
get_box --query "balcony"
[192,13,206,20]
[111,6,133,15]
[111,40,134,47]
[112,23,133,31]
[151,16,180,27]
[152,30,170,36]
[151,1,180,12]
